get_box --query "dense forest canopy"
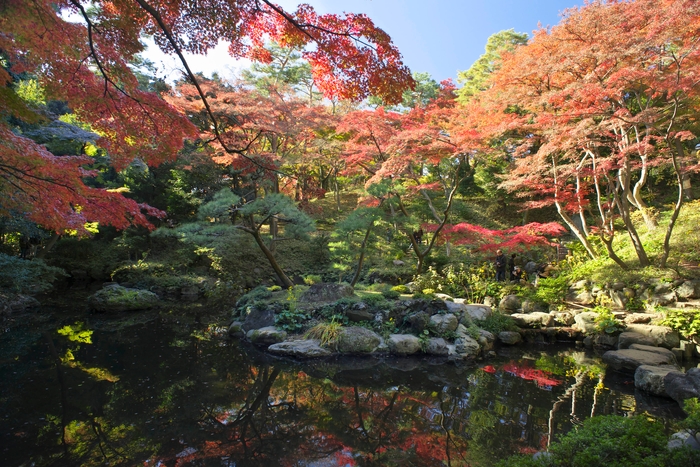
[0,0,413,234]
[0,0,699,281]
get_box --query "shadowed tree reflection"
[1,321,685,467]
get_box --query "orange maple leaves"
[0,0,413,232]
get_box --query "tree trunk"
[334,169,341,211]
[576,172,590,236]
[553,156,597,259]
[350,223,374,286]
[628,154,657,230]
[612,181,650,266]
[660,139,686,268]
[269,175,280,253]
[591,161,626,268]
[600,235,629,270]
[555,201,598,260]
[548,371,585,447]
[247,216,293,288]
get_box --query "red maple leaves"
[0,0,413,233]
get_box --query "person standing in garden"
[508,253,517,280]
[495,249,507,282]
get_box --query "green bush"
[412,291,437,300]
[497,414,700,467]
[0,254,66,293]
[682,398,700,433]
[361,293,388,307]
[391,284,410,294]
[235,285,272,312]
[475,311,518,334]
[412,266,446,294]
[625,296,646,312]
[661,309,700,340]
[534,275,569,306]
[315,302,350,325]
[382,288,400,300]
[594,306,626,335]
[303,274,322,285]
[275,306,311,332]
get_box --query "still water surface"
[0,312,685,466]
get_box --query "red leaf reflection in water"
[501,361,562,389]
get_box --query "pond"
[0,310,687,467]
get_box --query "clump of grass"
[305,319,344,349]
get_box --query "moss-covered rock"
[387,334,421,355]
[299,283,354,303]
[246,326,287,346]
[0,292,40,315]
[336,326,381,354]
[430,313,459,334]
[268,340,332,358]
[87,285,160,312]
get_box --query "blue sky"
[145,0,581,84]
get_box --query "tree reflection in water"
[0,320,685,467]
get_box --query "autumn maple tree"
[478,0,700,268]
[0,0,413,237]
[339,80,483,273]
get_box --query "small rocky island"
[214,279,700,413]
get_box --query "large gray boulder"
[268,340,332,358]
[0,292,40,314]
[462,304,493,321]
[299,283,354,303]
[228,321,245,338]
[498,331,522,345]
[510,312,554,328]
[242,307,276,332]
[572,312,599,334]
[344,303,374,322]
[634,365,683,398]
[387,334,422,355]
[617,331,657,349]
[552,311,575,326]
[87,285,160,312]
[521,299,548,314]
[406,311,430,333]
[570,290,595,306]
[624,313,655,324]
[592,333,619,348]
[434,293,454,301]
[336,327,381,354]
[629,344,678,361]
[648,291,677,307]
[664,368,700,405]
[444,301,467,314]
[676,281,700,300]
[625,324,680,349]
[450,336,481,361]
[426,337,449,356]
[602,348,679,374]
[668,431,700,451]
[430,313,459,334]
[246,326,287,346]
[478,330,496,352]
[498,295,521,314]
